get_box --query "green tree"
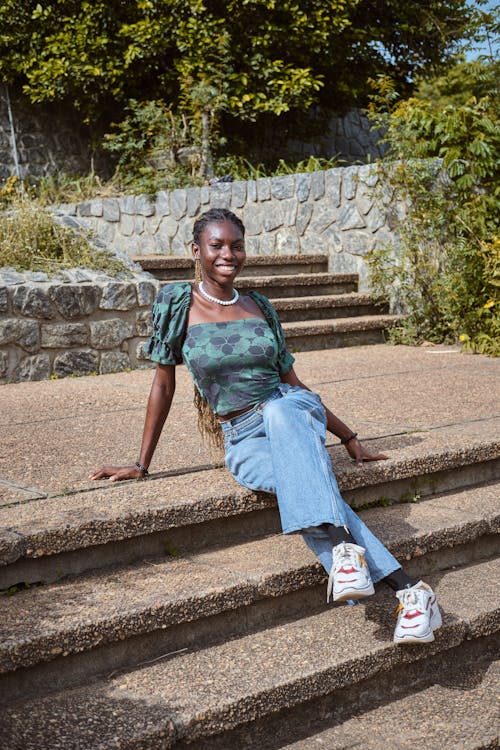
[415,58,499,109]
[1,0,473,120]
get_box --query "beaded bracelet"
[135,462,150,477]
[340,432,358,445]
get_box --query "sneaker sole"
[333,581,375,602]
[394,627,435,644]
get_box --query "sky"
[464,0,499,59]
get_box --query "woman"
[90,208,442,644]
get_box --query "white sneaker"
[327,542,375,603]
[393,581,442,644]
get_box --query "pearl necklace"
[198,281,240,306]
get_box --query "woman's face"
[193,220,246,286]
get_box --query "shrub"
[102,100,203,195]
[367,70,499,356]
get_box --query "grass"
[0,195,129,277]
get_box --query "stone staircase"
[133,254,401,351]
[0,413,498,748]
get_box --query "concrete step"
[133,254,329,280]
[1,420,498,587]
[1,559,498,749]
[278,659,499,750]
[283,314,402,350]
[161,272,359,297]
[272,293,389,322]
[1,483,498,704]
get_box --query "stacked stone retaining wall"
[63,164,399,291]
[0,89,93,181]
[0,268,158,383]
[1,164,402,383]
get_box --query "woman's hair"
[192,208,245,246]
[192,208,246,453]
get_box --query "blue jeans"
[221,383,400,583]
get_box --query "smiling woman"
[90,207,443,645]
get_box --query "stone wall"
[0,88,93,181]
[0,267,158,383]
[0,91,381,182]
[1,163,401,382]
[65,163,398,291]
[273,109,387,165]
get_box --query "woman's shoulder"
[247,290,277,316]
[247,289,273,307]
[154,281,192,308]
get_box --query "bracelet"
[135,462,150,477]
[340,432,358,445]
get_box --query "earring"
[194,257,202,283]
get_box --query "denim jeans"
[221,383,400,583]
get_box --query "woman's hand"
[345,438,388,467]
[88,465,145,482]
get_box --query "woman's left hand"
[345,438,388,467]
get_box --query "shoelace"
[326,543,360,603]
[398,587,426,615]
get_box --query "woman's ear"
[191,242,199,259]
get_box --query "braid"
[193,387,224,452]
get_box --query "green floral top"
[182,318,284,414]
[144,282,295,412]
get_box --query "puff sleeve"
[248,291,295,374]
[143,282,192,365]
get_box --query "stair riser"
[245,282,358,298]
[342,457,500,509]
[286,329,388,350]
[151,261,329,280]
[2,459,498,589]
[1,533,498,707]
[177,635,500,750]
[277,304,388,322]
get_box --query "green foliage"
[31,172,116,206]
[415,58,499,109]
[214,154,341,181]
[102,99,203,192]
[0,195,130,276]
[3,581,43,597]
[367,63,500,356]
[0,0,473,122]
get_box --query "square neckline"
[186,316,268,330]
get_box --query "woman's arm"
[280,368,388,466]
[89,363,176,482]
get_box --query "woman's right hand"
[88,465,145,482]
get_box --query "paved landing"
[1,344,498,500]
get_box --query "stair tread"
[282,658,500,750]
[1,483,498,672]
[272,292,379,308]
[2,559,498,748]
[0,420,498,565]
